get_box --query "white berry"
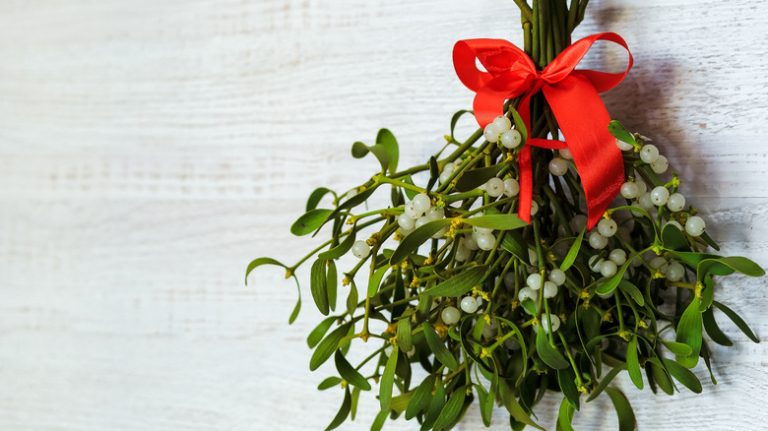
[616,138,634,151]
[665,220,683,231]
[398,214,415,230]
[638,193,654,210]
[485,177,505,197]
[475,232,495,251]
[549,158,569,176]
[620,182,640,199]
[650,186,670,206]
[411,193,431,214]
[588,231,608,249]
[518,287,537,304]
[597,218,618,237]
[666,262,685,282]
[588,256,604,272]
[404,201,421,218]
[543,281,558,298]
[500,130,522,149]
[600,260,618,277]
[455,243,470,262]
[351,240,370,259]
[685,216,706,237]
[503,178,520,197]
[483,123,500,143]
[548,269,566,286]
[493,115,512,132]
[650,256,669,273]
[609,249,627,266]
[530,200,539,216]
[667,193,686,212]
[560,148,573,160]
[463,235,479,250]
[539,314,561,333]
[640,144,660,164]
[527,273,543,290]
[651,155,669,174]
[460,296,479,313]
[441,306,461,325]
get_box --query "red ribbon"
[453,32,633,229]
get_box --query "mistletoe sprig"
[247,1,763,430]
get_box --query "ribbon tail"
[517,146,533,224]
[543,76,625,230]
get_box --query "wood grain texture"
[0,0,766,429]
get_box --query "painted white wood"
[0,0,766,429]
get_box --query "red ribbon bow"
[453,32,633,229]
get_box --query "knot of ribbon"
[453,32,633,229]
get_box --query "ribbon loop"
[452,32,633,229]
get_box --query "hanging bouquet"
[247,1,764,430]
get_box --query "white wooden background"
[1,0,767,430]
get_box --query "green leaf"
[605,387,637,431]
[464,214,528,230]
[376,128,399,174]
[346,282,358,316]
[557,368,581,410]
[310,324,349,371]
[608,120,637,147]
[450,110,474,142]
[406,375,435,420]
[476,383,494,427]
[351,129,399,174]
[288,296,301,324]
[318,376,342,390]
[422,323,459,370]
[350,387,360,420]
[307,316,337,348]
[660,340,694,356]
[391,392,413,415]
[244,257,286,284]
[560,228,585,271]
[367,265,390,298]
[618,280,645,306]
[306,187,335,211]
[646,357,674,395]
[390,219,452,264]
[626,336,643,389]
[587,366,624,401]
[675,297,703,368]
[499,381,545,431]
[380,345,399,410]
[535,329,569,370]
[315,186,377,234]
[698,256,765,279]
[370,409,389,431]
[422,380,446,431]
[334,351,371,391]
[661,223,689,251]
[431,389,466,431]
[713,301,760,343]
[702,307,733,346]
[310,259,329,315]
[557,397,575,431]
[455,165,500,192]
[396,318,412,352]
[291,208,334,236]
[327,260,337,311]
[420,265,487,297]
[427,156,440,191]
[501,231,530,264]
[318,231,356,260]
[508,107,528,143]
[325,387,351,431]
[662,358,702,393]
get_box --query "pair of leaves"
[351,128,399,174]
[675,297,703,368]
[244,257,301,323]
[311,259,337,315]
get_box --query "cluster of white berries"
[588,248,627,278]
[515,269,566,323]
[648,255,686,282]
[483,116,522,149]
[588,216,618,250]
[481,176,520,199]
[616,139,707,237]
[440,294,483,325]
[397,193,446,237]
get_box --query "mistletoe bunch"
[247,1,763,430]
